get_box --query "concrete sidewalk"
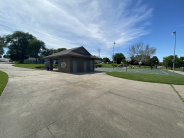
[0,64,184,138]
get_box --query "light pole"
[156,61,157,69]
[183,59,184,71]
[113,42,116,69]
[172,31,176,72]
[126,57,131,72]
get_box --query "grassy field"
[165,68,182,71]
[106,72,184,85]
[12,63,58,70]
[95,63,157,68]
[13,63,46,70]
[0,70,8,95]
[96,63,183,71]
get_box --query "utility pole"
[113,42,116,69]
[172,31,176,72]
[98,48,101,63]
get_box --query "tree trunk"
[20,59,24,63]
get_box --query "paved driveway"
[0,64,184,138]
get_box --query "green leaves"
[40,48,66,57]
[150,56,159,65]
[113,53,125,64]
[102,57,110,63]
[163,55,183,69]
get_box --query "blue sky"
[0,0,184,62]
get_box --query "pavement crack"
[108,91,184,113]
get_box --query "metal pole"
[113,46,114,69]
[113,42,116,69]
[173,31,176,72]
[126,60,127,72]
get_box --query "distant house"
[24,57,56,64]
[24,57,38,63]
[38,57,48,64]
[94,59,102,64]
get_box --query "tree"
[102,57,110,63]
[0,36,6,57]
[113,53,125,64]
[4,31,36,63]
[55,48,66,53]
[150,56,159,65]
[163,55,179,69]
[40,48,66,57]
[3,55,10,58]
[128,42,156,64]
[0,47,4,57]
[178,57,184,67]
[28,40,46,63]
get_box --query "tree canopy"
[0,31,68,63]
[28,39,46,63]
[40,48,67,57]
[128,42,156,64]
[113,53,125,64]
[163,55,182,69]
[102,57,110,63]
[150,56,159,65]
[1,31,36,63]
[0,36,6,56]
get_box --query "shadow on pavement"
[52,70,106,75]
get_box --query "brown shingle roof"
[44,46,99,59]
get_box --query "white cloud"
[0,0,153,58]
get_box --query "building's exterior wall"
[70,57,73,72]
[58,57,71,73]
[87,59,92,71]
[49,59,53,71]
[57,57,94,73]
[77,58,84,72]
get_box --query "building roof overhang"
[43,46,100,60]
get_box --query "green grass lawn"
[95,63,158,69]
[12,63,46,70]
[0,70,8,95]
[96,63,183,71]
[165,68,182,71]
[12,63,58,70]
[106,72,184,85]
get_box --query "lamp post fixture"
[113,42,116,69]
[172,31,176,72]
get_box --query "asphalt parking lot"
[0,64,184,138]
